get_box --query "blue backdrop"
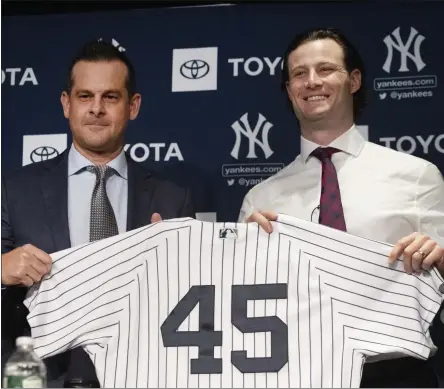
[2,1,444,381]
[2,2,443,222]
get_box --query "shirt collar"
[300,124,366,164]
[68,143,128,179]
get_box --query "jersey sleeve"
[275,213,444,363]
[23,227,150,360]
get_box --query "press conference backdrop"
[2,2,444,221]
[1,1,444,383]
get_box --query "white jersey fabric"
[24,215,444,388]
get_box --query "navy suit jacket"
[1,149,195,386]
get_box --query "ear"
[60,91,70,119]
[349,69,361,94]
[129,93,142,121]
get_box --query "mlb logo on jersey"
[219,228,238,239]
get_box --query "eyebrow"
[75,89,122,95]
[291,61,337,69]
[289,61,340,74]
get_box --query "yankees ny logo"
[230,113,274,160]
[382,27,426,73]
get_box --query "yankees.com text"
[222,163,283,177]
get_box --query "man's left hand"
[389,232,444,275]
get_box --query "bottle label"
[3,376,43,388]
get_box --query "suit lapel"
[126,155,155,231]
[41,150,71,252]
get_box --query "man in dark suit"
[1,40,195,387]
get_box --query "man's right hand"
[151,213,162,224]
[246,210,278,233]
[1,244,52,287]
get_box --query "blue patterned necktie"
[311,147,347,232]
[86,165,119,242]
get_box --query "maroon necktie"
[311,147,347,232]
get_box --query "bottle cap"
[16,336,34,347]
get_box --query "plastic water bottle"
[3,336,46,388]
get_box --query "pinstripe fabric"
[24,215,444,388]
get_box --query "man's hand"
[389,232,444,275]
[1,244,52,287]
[151,213,162,224]
[246,211,278,233]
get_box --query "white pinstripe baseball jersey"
[24,215,444,388]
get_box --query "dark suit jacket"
[1,149,195,386]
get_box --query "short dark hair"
[281,28,367,119]
[65,40,136,97]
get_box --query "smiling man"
[2,40,195,387]
[238,28,444,387]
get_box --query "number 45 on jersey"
[161,284,289,374]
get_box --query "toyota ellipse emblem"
[180,60,210,79]
[30,146,59,162]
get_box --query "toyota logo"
[180,60,210,79]
[30,146,59,162]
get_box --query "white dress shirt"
[238,125,444,247]
[67,144,128,247]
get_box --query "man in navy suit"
[1,40,195,387]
